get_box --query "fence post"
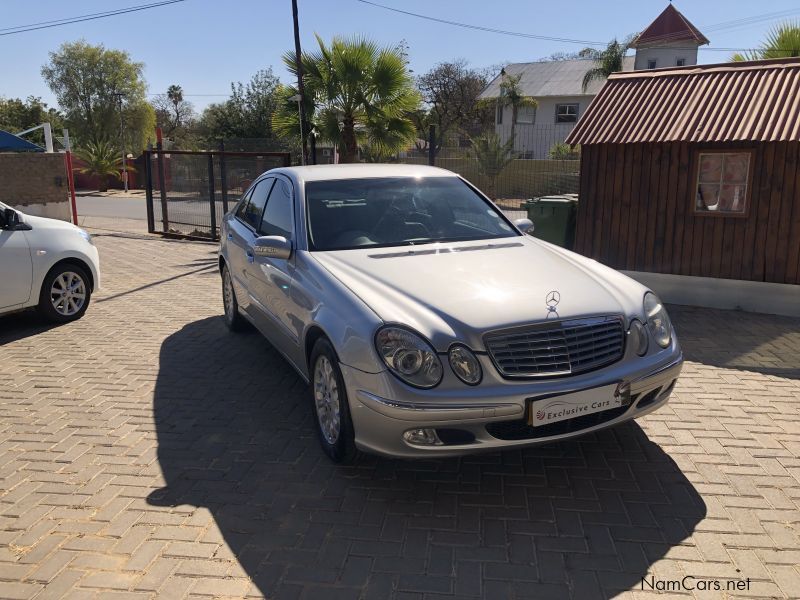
[207,153,217,241]
[428,125,435,166]
[156,140,169,232]
[218,140,228,215]
[144,146,155,233]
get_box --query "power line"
[0,0,187,36]
[355,0,605,46]
[355,0,800,54]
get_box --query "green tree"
[498,73,538,142]
[0,96,64,146]
[273,35,420,163]
[197,69,281,142]
[469,132,515,200]
[582,39,629,92]
[732,22,800,61]
[41,40,155,152]
[74,139,132,192]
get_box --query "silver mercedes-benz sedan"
[218,164,682,462]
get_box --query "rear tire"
[221,264,247,332]
[38,264,91,323]
[310,337,358,464]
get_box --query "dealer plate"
[528,383,629,427]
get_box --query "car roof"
[268,163,459,183]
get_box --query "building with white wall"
[479,4,708,158]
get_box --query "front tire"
[310,338,358,463]
[38,264,91,323]
[221,264,246,332]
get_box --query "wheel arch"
[44,257,95,292]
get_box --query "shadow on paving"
[0,311,61,344]
[148,317,705,599]
[669,305,800,380]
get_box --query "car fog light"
[403,428,443,446]
[629,319,649,356]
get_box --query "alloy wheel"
[313,355,341,444]
[50,271,86,317]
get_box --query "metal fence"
[144,146,290,240]
[395,123,580,211]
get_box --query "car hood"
[20,211,81,232]
[312,236,647,351]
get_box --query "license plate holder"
[528,382,629,427]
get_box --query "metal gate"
[144,146,290,240]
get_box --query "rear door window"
[239,178,274,230]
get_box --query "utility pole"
[115,93,128,192]
[291,0,309,165]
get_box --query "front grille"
[484,316,625,378]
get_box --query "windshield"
[305,177,518,251]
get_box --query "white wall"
[17,201,72,222]
[634,42,699,70]
[494,96,584,158]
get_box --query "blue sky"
[2,0,799,112]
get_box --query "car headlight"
[643,292,672,348]
[375,326,443,388]
[448,344,482,385]
[76,228,93,245]
[628,319,649,356]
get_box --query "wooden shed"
[565,58,800,288]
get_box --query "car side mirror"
[252,235,292,260]
[513,217,534,234]
[2,208,19,230]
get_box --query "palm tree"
[167,84,183,109]
[498,72,537,141]
[273,35,420,163]
[732,22,800,61]
[469,133,515,200]
[74,139,131,192]
[582,39,628,92]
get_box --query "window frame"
[691,148,755,219]
[516,105,536,125]
[258,175,296,240]
[676,58,686,67]
[235,176,275,232]
[554,103,579,124]
[647,59,657,69]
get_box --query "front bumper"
[342,344,683,458]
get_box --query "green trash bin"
[524,195,578,249]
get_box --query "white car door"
[0,224,33,310]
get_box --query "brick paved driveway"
[1,229,799,599]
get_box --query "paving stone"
[0,230,798,599]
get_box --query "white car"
[0,201,100,323]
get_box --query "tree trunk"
[341,119,359,163]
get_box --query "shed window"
[676,58,686,66]
[694,152,751,215]
[555,104,578,123]
[647,59,657,69]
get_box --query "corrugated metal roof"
[565,58,800,145]
[629,4,709,48]
[479,57,635,99]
